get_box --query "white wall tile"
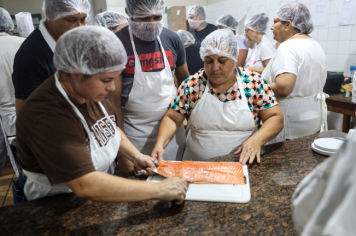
[337,41,351,54]
[326,54,337,67]
[329,0,340,14]
[328,27,339,41]
[328,14,339,27]
[336,54,349,68]
[327,41,338,54]
[317,28,328,41]
[339,26,352,41]
[350,41,356,55]
[351,27,356,39]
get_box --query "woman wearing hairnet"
[262,3,327,144]
[95,11,128,33]
[216,14,248,67]
[151,29,284,165]
[176,30,204,75]
[16,26,187,203]
[13,0,90,113]
[244,13,275,74]
[110,0,190,176]
[188,5,217,43]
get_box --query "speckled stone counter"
[0,131,346,236]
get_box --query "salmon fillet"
[157,160,245,185]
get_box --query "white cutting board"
[146,162,251,203]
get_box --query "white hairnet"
[0,7,14,32]
[188,5,206,19]
[54,26,127,75]
[217,14,239,32]
[276,2,314,34]
[177,30,195,46]
[125,0,165,18]
[95,11,128,28]
[245,13,269,33]
[200,29,238,62]
[42,0,91,22]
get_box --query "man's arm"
[269,73,297,99]
[175,62,190,86]
[108,75,136,177]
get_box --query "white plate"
[146,162,251,203]
[313,138,343,152]
[311,142,336,156]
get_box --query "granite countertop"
[0,130,346,236]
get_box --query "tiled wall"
[204,0,356,77]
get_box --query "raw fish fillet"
[157,160,245,185]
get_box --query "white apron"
[122,28,186,161]
[23,72,121,201]
[0,32,10,36]
[182,69,256,161]
[262,34,329,144]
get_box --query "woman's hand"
[151,144,165,163]
[234,137,262,165]
[156,177,188,205]
[132,154,157,175]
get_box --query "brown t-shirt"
[17,75,117,185]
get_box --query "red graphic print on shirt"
[125,51,174,74]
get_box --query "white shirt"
[0,34,25,135]
[246,35,275,68]
[267,38,327,98]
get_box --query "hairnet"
[128,18,163,41]
[188,5,206,19]
[0,7,14,32]
[245,13,269,33]
[200,29,238,62]
[177,30,195,46]
[95,11,128,28]
[125,0,165,18]
[54,26,127,75]
[217,14,239,32]
[42,0,91,22]
[276,2,314,34]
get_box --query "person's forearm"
[69,171,161,202]
[117,128,141,163]
[250,115,284,145]
[269,82,286,100]
[155,115,181,148]
[248,66,265,74]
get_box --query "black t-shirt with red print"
[116,26,186,107]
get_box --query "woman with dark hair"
[16,26,187,203]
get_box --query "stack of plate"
[311,138,344,156]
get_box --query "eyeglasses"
[244,28,250,34]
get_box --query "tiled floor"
[0,157,16,207]
[0,172,15,207]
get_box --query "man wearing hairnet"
[95,11,128,33]
[110,0,189,176]
[262,3,327,143]
[0,7,25,176]
[188,5,217,43]
[12,0,90,113]
[176,30,204,75]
